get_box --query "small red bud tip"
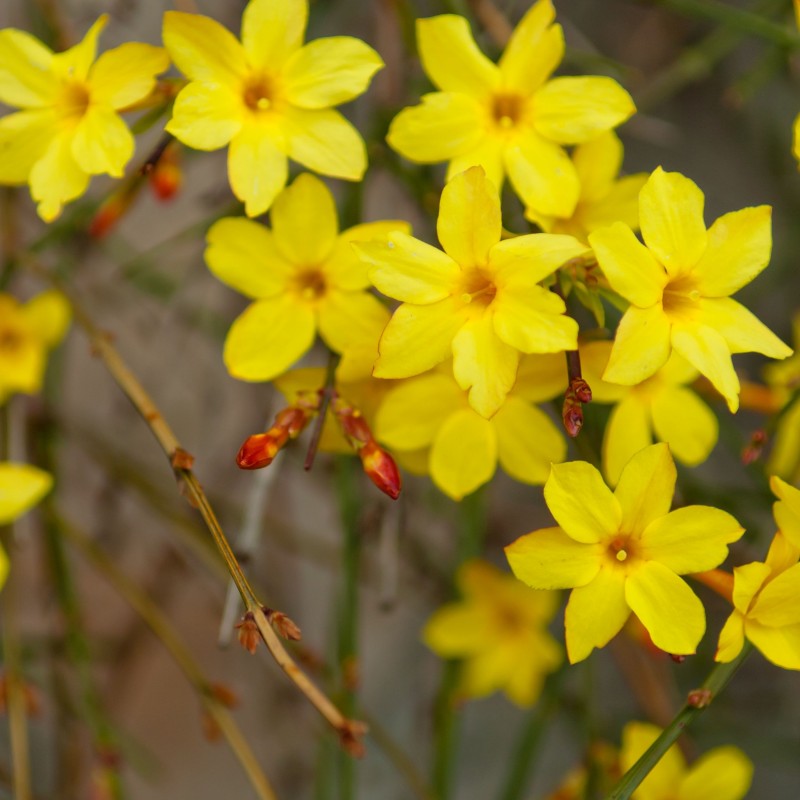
[234,614,260,654]
[265,607,302,641]
[687,688,713,708]
[571,377,592,404]
[670,654,687,664]
[562,403,583,438]
[237,432,282,469]
[339,719,369,758]
[148,150,182,201]
[88,195,132,239]
[360,440,402,499]
[741,429,767,465]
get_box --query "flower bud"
[360,440,401,500]
[148,145,182,201]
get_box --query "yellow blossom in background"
[205,173,406,382]
[717,479,800,670]
[375,355,566,500]
[356,166,587,418]
[0,291,71,403]
[0,462,53,588]
[506,443,744,662]
[580,340,718,485]
[423,560,562,706]
[525,132,647,243]
[0,16,168,221]
[620,721,753,800]
[589,167,792,412]
[387,0,635,218]
[163,0,383,216]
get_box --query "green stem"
[606,643,752,800]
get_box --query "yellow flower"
[580,341,718,485]
[356,166,587,418]
[387,0,635,218]
[163,0,383,216]
[0,16,168,221]
[0,291,71,403]
[423,560,562,706]
[620,721,753,800]
[375,355,566,500]
[205,173,406,382]
[0,462,53,588]
[506,443,744,663]
[716,479,800,670]
[588,167,792,412]
[525,132,647,243]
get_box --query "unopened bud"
[687,688,713,708]
[234,613,260,655]
[360,440,401,499]
[570,377,592,404]
[335,405,373,448]
[339,719,368,758]
[265,607,302,641]
[88,190,136,238]
[562,402,583,438]
[742,429,767,466]
[237,432,284,469]
[148,146,182,201]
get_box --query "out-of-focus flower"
[580,340,717,485]
[620,721,753,800]
[506,443,744,662]
[525,132,647,243]
[163,0,382,216]
[423,560,562,706]
[0,16,168,220]
[387,0,634,219]
[589,167,792,412]
[356,166,587,418]
[0,291,71,403]
[375,355,566,500]
[716,478,800,670]
[206,173,405,382]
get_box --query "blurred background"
[1,0,800,797]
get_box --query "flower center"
[662,274,702,319]
[607,534,637,565]
[491,93,524,129]
[58,82,91,121]
[293,269,327,301]
[243,74,276,112]
[458,268,497,307]
[494,603,526,637]
[0,326,24,354]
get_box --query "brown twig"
[467,0,513,46]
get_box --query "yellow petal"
[359,231,460,303]
[505,131,579,217]
[764,530,800,575]
[376,374,463,451]
[271,173,338,264]
[452,313,519,418]
[329,221,411,291]
[614,442,675,533]
[750,562,800,627]
[241,0,307,70]
[603,397,652,487]
[679,747,753,800]
[620,722,686,797]
[512,353,568,403]
[588,222,667,307]
[492,285,578,353]
[283,37,383,109]
[71,106,134,177]
[282,106,366,180]
[651,385,717,466]
[0,29,54,107]
[430,407,496,500]
[544,460,621,544]
[438,166,500,267]
[52,16,107,81]
[579,173,648,233]
[767,401,800,484]
[317,291,389,354]
[572,131,623,202]
[228,123,289,217]
[603,304,672,385]
[532,76,635,144]
[423,603,493,656]
[162,11,247,85]
[504,633,562,706]
[639,505,743,574]
[416,15,499,97]
[493,397,565,485]
[697,297,792,359]
[166,82,243,150]
[639,167,707,277]
[0,109,56,184]
[223,297,315,381]
[715,611,746,663]
[690,205,772,297]
[374,298,467,378]
[499,0,562,95]
[0,462,53,526]
[387,92,486,163]
[206,217,292,298]
[565,567,629,662]
[732,562,772,614]
[491,232,588,285]
[771,476,800,548]
[22,291,71,346]
[445,136,506,192]
[624,562,705,654]
[29,133,90,222]
[505,526,602,589]
[89,43,169,110]
[671,323,740,413]
[578,340,627,403]
[745,618,800,670]
[460,639,518,698]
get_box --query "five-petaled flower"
[588,167,793,412]
[506,443,744,663]
[356,166,588,418]
[423,559,562,706]
[163,0,383,217]
[387,0,635,218]
[0,16,168,221]
[206,173,406,382]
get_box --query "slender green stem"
[606,643,752,800]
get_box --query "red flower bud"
[236,432,285,469]
[360,440,401,499]
[148,153,182,201]
[88,192,135,238]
